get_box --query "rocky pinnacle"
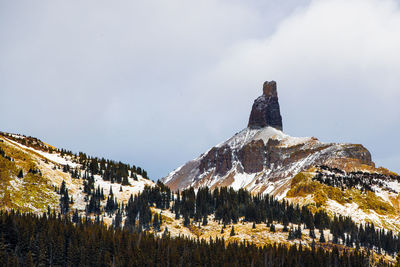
[248,81,283,130]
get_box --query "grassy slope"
[285,169,400,233]
[0,137,58,212]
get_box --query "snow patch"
[230,172,256,191]
[5,138,78,167]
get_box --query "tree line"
[0,210,388,267]
[169,185,400,256]
[313,165,400,193]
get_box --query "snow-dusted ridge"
[162,126,319,194]
[0,133,155,221]
[216,126,314,151]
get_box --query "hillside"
[0,129,399,265]
[1,82,399,264]
[0,132,154,224]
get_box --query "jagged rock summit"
[248,81,283,130]
[162,80,391,202]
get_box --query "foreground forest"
[0,211,391,267]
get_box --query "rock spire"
[248,81,283,130]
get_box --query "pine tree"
[163,227,169,238]
[333,232,339,244]
[288,229,295,240]
[72,209,79,223]
[153,213,160,231]
[270,224,275,232]
[183,214,190,227]
[60,180,66,195]
[109,186,113,198]
[113,210,122,229]
[319,228,326,243]
[122,176,130,186]
[202,215,208,226]
[295,225,302,239]
[309,227,316,239]
[230,226,235,236]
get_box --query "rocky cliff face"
[248,81,283,130]
[162,81,384,199]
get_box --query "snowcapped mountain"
[163,81,400,229]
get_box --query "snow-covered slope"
[0,132,154,223]
[162,126,370,195]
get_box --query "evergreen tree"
[309,227,316,239]
[113,210,122,229]
[72,209,79,223]
[295,225,302,239]
[270,224,275,232]
[153,213,160,231]
[288,229,295,240]
[202,215,208,226]
[230,226,235,236]
[319,228,326,243]
[183,214,190,227]
[122,176,130,186]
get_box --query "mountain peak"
[263,80,277,97]
[248,81,283,130]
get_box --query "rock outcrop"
[199,145,232,176]
[162,81,380,198]
[248,81,283,130]
[238,140,266,173]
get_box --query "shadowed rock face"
[238,140,266,173]
[248,81,283,130]
[199,145,232,176]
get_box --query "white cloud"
[1,0,399,177]
[191,0,400,171]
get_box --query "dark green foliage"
[230,226,235,236]
[183,214,190,227]
[309,227,316,239]
[319,228,326,243]
[202,215,208,226]
[113,209,123,229]
[0,210,383,267]
[105,195,118,215]
[0,147,12,161]
[313,165,400,192]
[169,185,400,255]
[59,180,70,214]
[61,150,149,188]
[122,176,130,186]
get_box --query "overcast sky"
[1,0,399,180]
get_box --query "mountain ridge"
[162,81,400,230]
[162,81,382,194]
